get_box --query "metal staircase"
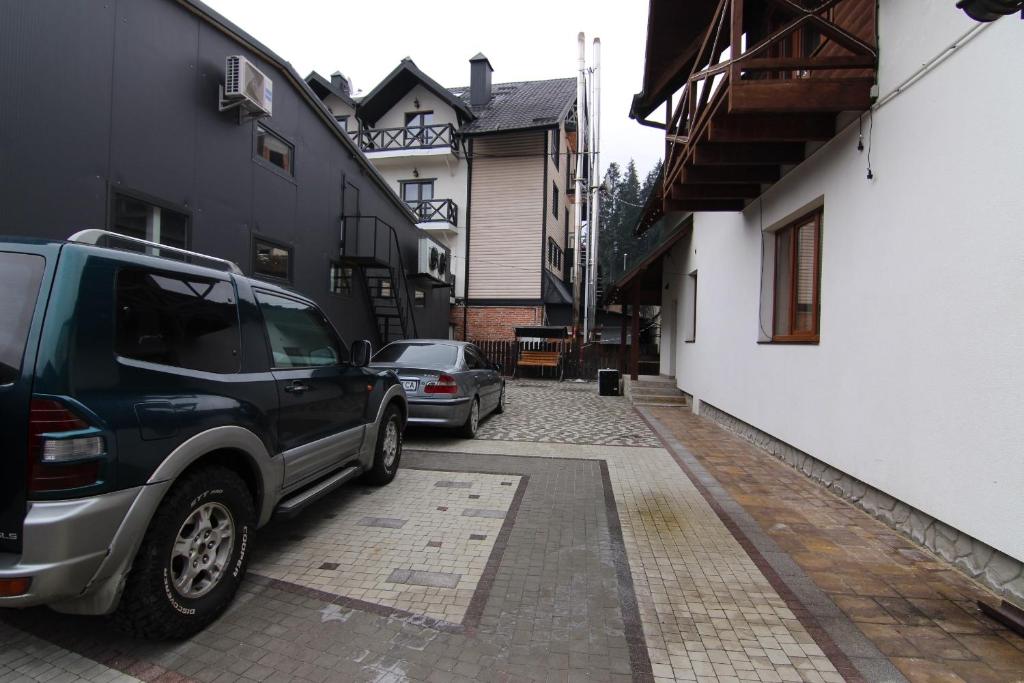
[341,216,418,347]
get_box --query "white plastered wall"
[661,6,1024,561]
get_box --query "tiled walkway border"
[696,400,1024,608]
[636,407,909,683]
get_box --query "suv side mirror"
[351,340,372,368]
[493,362,502,373]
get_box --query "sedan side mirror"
[493,363,502,373]
[351,340,372,368]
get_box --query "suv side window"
[256,291,347,368]
[115,268,240,374]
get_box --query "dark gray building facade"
[0,0,450,344]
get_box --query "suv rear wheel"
[113,465,254,639]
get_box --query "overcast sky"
[203,0,664,180]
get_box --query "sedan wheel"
[460,397,480,438]
[495,385,506,414]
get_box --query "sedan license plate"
[401,380,418,392]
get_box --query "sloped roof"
[542,269,573,305]
[358,58,475,126]
[452,78,577,135]
[305,71,357,109]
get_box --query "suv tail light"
[423,374,459,395]
[28,398,104,492]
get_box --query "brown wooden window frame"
[771,208,822,344]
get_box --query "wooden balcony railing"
[408,198,458,225]
[662,0,877,212]
[350,124,458,153]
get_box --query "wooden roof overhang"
[634,0,878,214]
[607,214,693,306]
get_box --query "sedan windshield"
[373,342,458,367]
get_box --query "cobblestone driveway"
[3,381,1022,682]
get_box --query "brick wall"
[450,304,545,341]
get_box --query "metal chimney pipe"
[576,32,588,340]
[588,37,601,341]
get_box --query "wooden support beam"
[693,142,805,166]
[619,303,628,373]
[670,183,762,200]
[664,198,747,212]
[739,55,876,72]
[630,284,641,381]
[682,164,781,184]
[708,113,835,143]
[729,79,874,114]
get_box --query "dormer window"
[334,114,349,132]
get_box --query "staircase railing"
[341,215,419,344]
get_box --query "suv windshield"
[0,253,45,385]
[373,343,458,367]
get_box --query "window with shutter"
[772,209,822,342]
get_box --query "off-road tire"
[459,397,480,439]
[494,384,506,414]
[364,404,402,486]
[112,465,255,640]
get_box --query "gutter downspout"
[463,138,473,340]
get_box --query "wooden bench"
[514,350,562,379]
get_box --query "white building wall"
[363,84,468,298]
[662,8,1024,561]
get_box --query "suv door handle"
[284,380,310,394]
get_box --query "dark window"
[113,194,189,250]
[551,129,560,169]
[334,114,349,131]
[372,342,458,367]
[464,346,484,370]
[404,111,434,145]
[686,271,697,343]
[552,183,559,216]
[0,253,45,385]
[547,237,563,270]
[253,238,291,281]
[414,289,426,307]
[772,209,822,342]
[329,262,352,295]
[256,291,346,368]
[255,124,294,175]
[115,268,240,374]
[402,180,436,221]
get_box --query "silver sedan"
[369,340,505,438]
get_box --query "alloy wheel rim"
[471,401,479,432]
[383,418,399,468]
[170,501,235,599]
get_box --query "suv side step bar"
[275,465,363,517]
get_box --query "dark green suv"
[0,230,406,638]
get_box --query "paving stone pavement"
[472,381,662,447]
[3,381,1023,683]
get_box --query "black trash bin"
[598,368,621,396]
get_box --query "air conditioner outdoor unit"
[417,237,449,284]
[222,55,273,117]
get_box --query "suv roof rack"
[67,229,244,275]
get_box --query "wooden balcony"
[349,124,458,155]
[659,0,877,212]
[408,198,459,234]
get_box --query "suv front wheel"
[113,465,254,639]
[364,403,402,486]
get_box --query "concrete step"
[631,394,689,406]
[633,374,677,387]
[631,385,684,397]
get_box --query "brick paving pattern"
[410,438,845,682]
[250,469,520,624]
[473,380,662,447]
[650,406,1024,683]
[3,381,1023,682]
